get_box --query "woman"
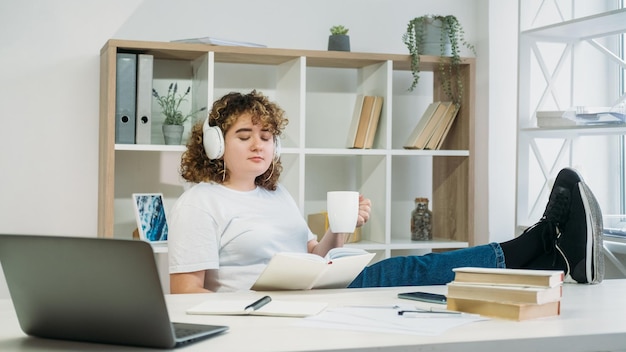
[168,90,603,293]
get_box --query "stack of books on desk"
[446,267,564,321]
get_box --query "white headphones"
[202,118,281,160]
[203,118,225,159]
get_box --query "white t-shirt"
[168,182,316,292]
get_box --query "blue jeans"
[348,242,505,288]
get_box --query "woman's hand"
[356,194,371,227]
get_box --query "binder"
[115,53,137,144]
[135,54,153,144]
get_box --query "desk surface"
[1,280,626,351]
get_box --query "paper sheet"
[295,306,487,335]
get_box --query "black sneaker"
[557,179,604,284]
[530,168,580,254]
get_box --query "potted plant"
[152,83,206,145]
[402,15,475,104]
[328,25,350,52]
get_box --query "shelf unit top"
[102,39,475,72]
[114,144,471,156]
[521,7,626,41]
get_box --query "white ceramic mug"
[327,191,359,233]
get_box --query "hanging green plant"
[402,15,475,105]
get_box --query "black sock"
[499,224,547,269]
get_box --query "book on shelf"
[352,95,374,149]
[345,95,365,148]
[446,297,561,321]
[307,212,361,243]
[424,102,460,150]
[362,96,384,149]
[404,101,452,150]
[446,281,562,304]
[536,110,574,127]
[251,248,375,291]
[536,107,626,127]
[451,267,564,288]
[569,106,626,124]
[348,95,384,149]
[536,110,566,118]
[187,299,327,318]
[171,36,266,47]
[403,102,440,148]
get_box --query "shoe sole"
[577,181,604,284]
[554,168,604,284]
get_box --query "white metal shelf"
[516,3,626,230]
[520,124,626,137]
[521,8,626,41]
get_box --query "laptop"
[0,234,228,349]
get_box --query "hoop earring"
[264,161,275,182]
[221,161,226,183]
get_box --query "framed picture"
[132,193,168,244]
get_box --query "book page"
[251,253,330,290]
[312,252,375,289]
[325,247,370,260]
[251,250,374,290]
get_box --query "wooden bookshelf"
[98,39,476,259]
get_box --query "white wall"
[0,0,519,298]
[485,0,518,243]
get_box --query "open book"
[251,248,375,290]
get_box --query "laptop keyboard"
[174,323,207,338]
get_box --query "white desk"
[1,280,626,351]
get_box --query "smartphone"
[398,291,447,304]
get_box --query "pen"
[244,295,272,313]
[397,309,461,316]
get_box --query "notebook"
[132,193,169,247]
[0,234,228,349]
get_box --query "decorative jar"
[411,197,432,241]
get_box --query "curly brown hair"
[180,90,288,191]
